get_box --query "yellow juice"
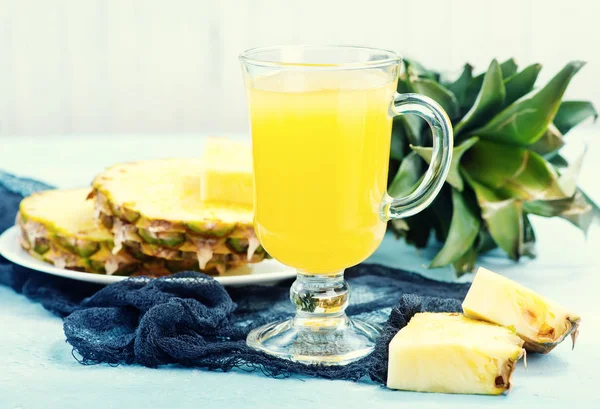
[248,71,397,274]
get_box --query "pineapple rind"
[19,213,235,277]
[462,267,581,353]
[98,211,266,260]
[387,313,524,395]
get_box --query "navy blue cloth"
[0,171,468,383]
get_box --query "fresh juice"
[248,70,397,274]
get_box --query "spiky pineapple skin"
[387,312,524,395]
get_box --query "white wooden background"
[0,0,598,137]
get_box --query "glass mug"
[240,45,453,365]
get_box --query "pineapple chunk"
[200,137,253,206]
[387,313,524,395]
[463,267,580,353]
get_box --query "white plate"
[0,226,296,286]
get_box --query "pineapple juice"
[248,70,397,274]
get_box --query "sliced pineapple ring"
[91,157,266,271]
[17,189,238,277]
[91,158,254,236]
[17,189,138,275]
[462,267,580,353]
[387,312,525,395]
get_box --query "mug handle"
[382,93,453,220]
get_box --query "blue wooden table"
[1,134,599,409]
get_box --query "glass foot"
[247,270,379,365]
[247,315,380,365]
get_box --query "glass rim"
[239,45,402,69]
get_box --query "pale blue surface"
[1,134,599,409]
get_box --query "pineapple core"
[462,267,581,354]
[200,137,253,206]
[387,313,524,395]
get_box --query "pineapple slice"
[462,267,580,354]
[18,188,138,274]
[200,137,253,206]
[387,313,524,395]
[92,158,265,273]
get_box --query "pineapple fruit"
[200,137,253,206]
[387,312,525,395]
[462,267,581,353]
[17,188,138,275]
[18,139,266,277]
[91,156,266,275]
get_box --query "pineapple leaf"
[447,64,473,107]
[524,189,589,216]
[390,121,407,161]
[500,58,519,78]
[558,148,586,197]
[397,77,413,94]
[579,189,600,230]
[581,189,600,214]
[429,186,453,242]
[411,79,460,119]
[388,152,423,198]
[403,115,425,144]
[454,60,505,136]
[464,173,522,260]
[553,101,598,135]
[397,61,414,93]
[404,58,439,81]
[529,124,564,158]
[562,207,594,234]
[391,115,426,161]
[402,210,435,248]
[549,154,569,169]
[472,61,585,146]
[523,199,563,216]
[476,228,498,253]
[462,140,566,201]
[453,247,477,276]
[410,136,479,191]
[390,115,425,161]
[462,59,518,110]
[525,190,594,234]
[503,63,542,107]
[521,214,537,258]
[429,189,480,268]
[389,57,597,270]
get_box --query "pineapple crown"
[389,58,598,275]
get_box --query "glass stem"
[290,271,349,324]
